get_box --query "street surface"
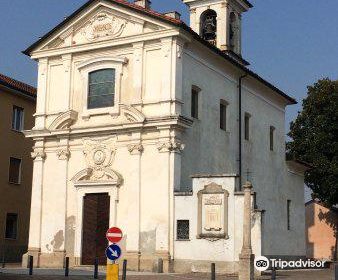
[0,267,334,280]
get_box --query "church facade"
[23,0,308,273]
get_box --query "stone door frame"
[74,182,119,264]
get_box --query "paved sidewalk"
[0,267,334,280]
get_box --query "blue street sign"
[105,244,122,261]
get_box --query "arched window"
[229,12,238,51]
[200,9,217,45]
[88,68,116,109]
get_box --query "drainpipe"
[238,73,247,191]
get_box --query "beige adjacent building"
[306,200,338,261]
[22,0,308,273]
[0,74,36,262]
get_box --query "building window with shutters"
[9,157,22,185]
[12,106,24,132]
[5,213,18,239]
[177,220,190,240]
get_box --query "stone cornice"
[30,29,191,59]
[24,115,193,140]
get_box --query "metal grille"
[177,220,190,240]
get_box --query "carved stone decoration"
[49,110,78,131]
[71,167,123,186]
[197,182,229,239]
[110,105,145,123]
[57,149,70,161]
[80,13,127,42]
[31,150,46,161]
[82,138,117,180]
[157,140,185,153]
[127,144,144,155]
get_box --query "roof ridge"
[107,0,182,23]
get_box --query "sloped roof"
[0,73,37,99]
[23,0,296,105]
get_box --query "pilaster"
[219,2,230,50]
[56,137,70,253]
[28,141,46,252]
[62,54,72,110]
[35,58,48,129]
[161,38,173,114]
[132,42,144,104]
[125,132,143,271]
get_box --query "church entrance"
[82,193,110,265]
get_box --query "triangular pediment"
[36,1,171,52]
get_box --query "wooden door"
[82,193,110,265]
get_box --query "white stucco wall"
[24,0,306,270]
[174,176,262,273]
[179,41,306,258]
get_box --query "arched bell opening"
[200,9,217,46]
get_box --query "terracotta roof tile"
[0,73,37,98]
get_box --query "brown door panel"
[82,193,110,265]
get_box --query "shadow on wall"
[46,230,64,252]
[318,208,338,261]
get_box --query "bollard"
[211,263,216,280]
[1,252,5,269]
[122,259,127,280]
[335,265,338,280]
[271,267,276,280]
[106,264,119,280]
[29,255,33,275]
[158,258,164,274]
[65,257,69,277]
[94,258,99,279]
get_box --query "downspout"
[238,73,247,191]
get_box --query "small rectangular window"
[191,88,199,119]
[9,157,22,184]
[5,213,18,239]
[177,220,190,240]
[245,113,251,140]
[270,126,275,151]
[88,69,115,109]
[287,200,291,230]
[12,106,24,131]
[220,101,227,131]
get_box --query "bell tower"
[182,0,252,55]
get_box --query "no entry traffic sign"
[105,244,122,261]
[106,227,123,243]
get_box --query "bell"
[203,16,216,40]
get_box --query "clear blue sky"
[0,0,337,128]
